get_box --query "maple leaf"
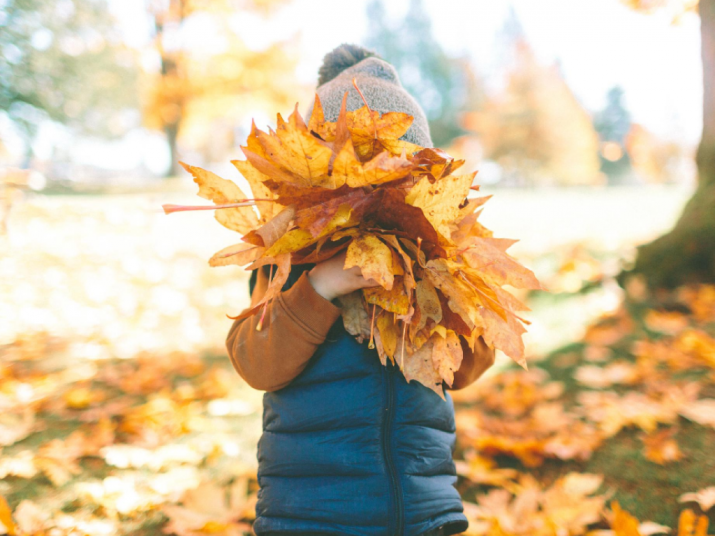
[460,236,542,290]
[308,93,334,141]
[251,105,333,187]
[364,277,410,315]
[338,291,372,343]
[432,327,463,387]
[376,309,400,364]
[406,173,475,239]
[346,106,414,160]
[332,139,414,188]
[181,162,259,235]
[208,243,264,268]
[400,334,446,400]
[231,158,279,224]
[254,205,296,247]
[425,259,483,331]
[345,233,394,290]
[415,279,443,330]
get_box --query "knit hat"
[307,44,433,148]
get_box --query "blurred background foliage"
[0,0,702,189]
[0,0,139,166]
[1,1,714,534]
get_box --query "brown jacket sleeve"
[226,268,496,392]
[226,269,342,392]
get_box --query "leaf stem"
[368,302,377,350]
[256,264,275,331]
[352,77,378,140]
[162,201,271,215]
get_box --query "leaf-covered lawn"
[2,188,711,535]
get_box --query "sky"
[48,0,705,172]
[216,0,703,143]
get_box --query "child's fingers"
[360,277,380,288]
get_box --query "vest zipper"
[383,363,404,536]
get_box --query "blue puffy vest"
[249,267,469,536]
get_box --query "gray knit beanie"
[307,44,433,148]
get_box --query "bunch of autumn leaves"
[174,92,542,398]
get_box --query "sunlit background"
[2,0,714,535]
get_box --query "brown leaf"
[461,236,542,290]
[338,291,371,343]
[255,205,295,247]
[426,259,482,331]
[415,279,442,330]
[401,337,445,400]
[481,307,528,368]
[412,147,464,180]
[432,328,463,386]
[368,188,443,257]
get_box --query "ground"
[2,184,713,535]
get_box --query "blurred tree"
[144,0,297,177]
[0,0,138,167]
[619,0,715,288]
[626,124,689,184]
[365,0,482,147]
[594,86,633,183]
[463,38,601,186]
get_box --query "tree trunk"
[623,0,715,289]
[165,121,180,178]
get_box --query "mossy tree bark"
[627,0,715,288]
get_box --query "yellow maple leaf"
[345,233,394,290]
[406,173,476,239]
[181,162,259,235]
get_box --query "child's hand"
[307,250,380,302]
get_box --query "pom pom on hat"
[318,44,380,87]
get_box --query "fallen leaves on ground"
[680,488,715,513]
[0,196,264,534]
[1,183,713,534]
[456,283,715,535]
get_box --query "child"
[226,44,496,536]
